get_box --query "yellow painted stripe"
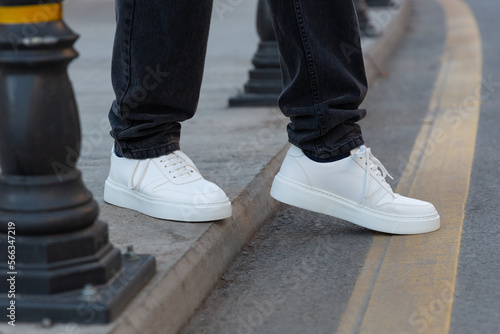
[336,0,482,333]
[0,4,62,24]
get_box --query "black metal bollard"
[366,0,393,7]
[0,0,155,324]
[354,0,382,37]
[229,0,282,107]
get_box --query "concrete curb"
[107,2,412,334]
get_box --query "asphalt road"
[450,0,500,332]
[180,0,500,333]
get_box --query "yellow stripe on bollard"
[0,3,62,24]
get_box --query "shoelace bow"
[354,146,395,205]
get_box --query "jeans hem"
[302,136,364,160]
[116,142,180,159]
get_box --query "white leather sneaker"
[104,150,232,222]
[270,145,440,234]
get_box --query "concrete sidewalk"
[0,1,410,333]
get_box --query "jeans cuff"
[116,142,180,159]
[305,136,364,160]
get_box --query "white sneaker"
[270,145,440,234]
[104,150,232,222]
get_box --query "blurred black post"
[229,0,282,107]
[366,0,393,7]
[0,0,155,324]
[354,0,382,37]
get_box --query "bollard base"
[228,39,282,107]
[229,67,281,107]
[0,253,155,324]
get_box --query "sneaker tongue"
[351,145,365,156]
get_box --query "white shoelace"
[354,146,395,205]
[128,152,195,189]
[159,153,195,179]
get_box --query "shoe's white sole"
[270,173,440,235]
[104,178,232,222]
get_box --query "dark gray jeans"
[109,0,367,160]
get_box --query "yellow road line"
[0,4,62,25]
[336,0,482,333]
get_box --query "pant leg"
[267,0,367,159]
[109,0,213,159]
